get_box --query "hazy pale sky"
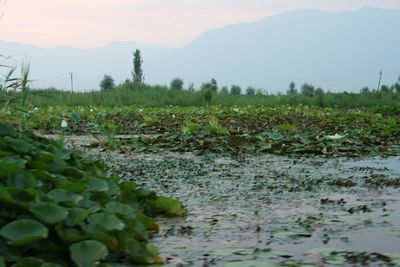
[1,0,400,48]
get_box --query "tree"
[132,49,144,83]
[100,74,115,91]
[170,78,184,90]
[287,81,297,95]
[201,78,218,92]
[380,85,392,94]
[210,78,218,92]
[361,87,371,94]
[394,82,400,94]
[256,88,264,95]
[230,85,241,95]
[246,86,256,96]
[220,86,229,94]
[301,83,315,97]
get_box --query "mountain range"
[1,7,399,92]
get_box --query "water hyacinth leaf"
[267,132,283,141]
[61,167,85,178]
[124,238,162,264]
[105,202,136,218]
[125,219,148,241]
[306,247,345,257]
[0,187,13,204]
[136,212,159,231]
[64,208,91,226]
[88,213,125,231]
[48,189,83,206]
[0,219,48,245]
[13,257,45,267]
[224,260,277,267]
[0,240,21,262]
[147,196,186,216]
[273,232,312,240]
[6,188,39,207]
[4,137,34,153]
[59,182,87,193]
[7,172,36,189]
[71,111,80,122]
[36,151,56,162]
[0,160,24,176]
[83,177,109,192]
[211,247,254,256]
[0,124,17,137]
[56,224,88,243]
[275,124,297,132]
[41,264,64,267]
[70,240,108,267]
[29,203,68,224]
[84,226,117,246]
[389,230,400,237]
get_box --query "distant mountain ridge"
[145,6,400,92]
[1,7,400,92]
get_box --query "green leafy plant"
[0,124,185,266]
[206,116,228,136]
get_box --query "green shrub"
[170,78,184,91]
[0,124,185,266]
[99,75,115,91]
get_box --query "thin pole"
[70,72,74,93]
[377,70,382,92]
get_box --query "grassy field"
[1,81,400,111]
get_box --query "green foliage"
[230,85,241,95]
[132,49,144,83]
[70,240,108,267]
[301,83,315,97]
[220,86,229,94]
[246,87,255,96]
[170,78,184,91]
[287,81,297,95]
[206,116,228,136]
[99,75,115,91]
[0,124,185,266]
[200,78,218,93]
[210,78,218,92]
[182,120,200,135]
[3,80,400,113]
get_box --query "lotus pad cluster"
[0,124,185,267]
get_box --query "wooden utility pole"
[377,70,382,92]
[70,72,74,93]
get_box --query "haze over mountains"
[1,7,399,92]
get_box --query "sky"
[1,0,400,49]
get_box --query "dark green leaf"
[0,219,48,246]
[88,213,125,231]
[70,240,108,267]
[29,202,68,224]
